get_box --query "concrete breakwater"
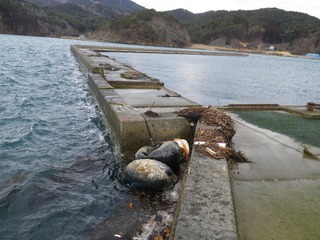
[71,44,238,239]
[71,45,201,160]
[71,45,247,160]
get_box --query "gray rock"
[125,159,178,192]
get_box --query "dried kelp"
[177,106,246,163]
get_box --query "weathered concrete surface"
[283,105,320,119]
[72,44,239,239]
[231,118,320,181]
[71,44,200,160]
[115,88,198,108]
[75,45,248,56]
[173,123,238,240]
[230,116,320,240]
[222,104,320,119]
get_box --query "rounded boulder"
[125,159,178,192]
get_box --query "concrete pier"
[230,117,320,239]
[172,123,238,240]
[71,45,200,160]
[223,104,320,119]
[71,44,239,239]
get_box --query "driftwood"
[177,106,249,164]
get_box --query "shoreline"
[188,43,303,58]
[61,35,298,57]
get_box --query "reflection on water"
[234,110,320,147]
[107,52,320,106]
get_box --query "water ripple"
[0,35,129,239]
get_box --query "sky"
[132,0,320,20]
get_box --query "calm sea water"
[107,51,320,106]
[1,34,320,239]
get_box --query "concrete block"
[172,122,238,240]
[115,88,199,108]
[173,151,238,240]
[88,73,113,90]
[71,45,102,78]
[142,112,194,144]
[93,90,151,161]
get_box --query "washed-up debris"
[144,110,159,118]
[177,106,248,163]
[133,210,173,240]
[177,106,234,135]
[177,105,208,123]
[100,63,120,71]
[159,94,181,98]
[195,128,232,159]
[121,71,147,79]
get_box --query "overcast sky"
[132,0,320,19]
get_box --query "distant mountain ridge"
[44,3,128,32]
[91,9,190,47]
[27,0,144,12]
[0,0,77,36]
[27,0,145,33]
[177,8,320,55]
[1,0,320,55]
[167,8,196,22]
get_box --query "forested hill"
[180,8,320,55]
[1,1,320,55]
[27,0,144,11]
[0,0,77,36]
[90,9,190,48]
[44,3,127,33]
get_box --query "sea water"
[1,34,320,239]
[107,51,320,106]
[0,35,129,239]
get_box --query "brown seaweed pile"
[120,71,147,79]
[177,106,247,163]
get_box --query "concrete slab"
[71,45,102,77]
[88,73,113,89]
[283,106,320,119]
[230,115,320,239]
[115,88,199,108]
[72,45,199,161]
[142,112,194,144]
[134,107,191,114]
[173,123,238,240]
[96,46,248,56]
[232,179,320,240]
[105,71,164,89]
[230,118,320,181]
[223,104,320,119]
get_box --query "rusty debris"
[177,106,248,164]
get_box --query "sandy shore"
[189,43,297,57]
